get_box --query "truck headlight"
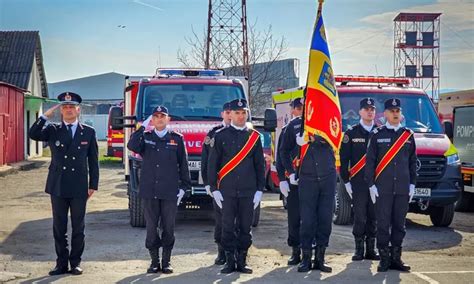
[446,153,460,166]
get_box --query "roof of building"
[0,31,48,97]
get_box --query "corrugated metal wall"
[0,84,25,165]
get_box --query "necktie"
[67,124,73,139]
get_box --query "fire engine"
[109,69,276,227]
[271,76,462,227]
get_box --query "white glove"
[142,115,153,131]
[177,189,185,205]
[369,185,379,204]
[296,132,306,146]
[205,185,211,196]
[253,191,263,210]
[212,190,224,209]
[279,181,289,198]
[289,173,299,185]
[409,184,415,203]
[345,182,353,199]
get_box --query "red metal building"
[0,82,25,166]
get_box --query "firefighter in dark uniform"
[340,98,380,261]
[365,98,416,272]
[29,92,99,276]
[294,132,336,273]
[278,98,304,266]
[201,102,232,265]
[127,105,191,274]
[208,99,265,274]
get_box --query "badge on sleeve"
[343,134,349,143]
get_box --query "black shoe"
[297,250,312,272]
[70,266,83,275]
[215,244,226,265]
[162,248,173,274]
[287,246,301,265]
[377,247,391,272]
[365,237,380,260]
[48,266,68,276]
[389,246,410,272]
[352,238,365,261]
[147,248,161,273]
[313,245,332,273]
[236,250,253,274]
[221,251,236,274]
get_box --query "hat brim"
[152,111,168,115]
[231,107,249,111]
[385,106,401,110]
[60,101,80,105]
[361,105,376,109]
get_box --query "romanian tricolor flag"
[303,0,342,152]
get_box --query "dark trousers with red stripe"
[375,193,409,248]
[352,184,377,239]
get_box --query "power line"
[441,21,474,49]
[332,28,392,55]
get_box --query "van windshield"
[339,93,443,134]
[138,83,245,121]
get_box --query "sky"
[1,0,473,91]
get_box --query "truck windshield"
[339,93,443,134]
[138,83,245,121]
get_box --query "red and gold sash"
[217,130,260,188]
[349,154,366,178]
[375,130,413,180]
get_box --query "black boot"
[313,245,332,273]
[390,246,411,271]
[221,251,236,274]
[147,248,161,273]
[236,250,253,274]
[215,244,226,265]
[352,237,365,261]
[161,248,173,274]
[297,250,312,272]
[287,246,301,265]
[377,247,391,272]
[365,237,380,260]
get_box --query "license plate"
[188,161,201,171]
[414,188,431,197]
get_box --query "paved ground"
[1,162,473,283]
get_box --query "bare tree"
[177,23,288,115]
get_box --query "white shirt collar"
[154,127,168,138]
[231,122,247,131]
[359,119,374,132]
[385,121,402,131]
[63,119,78,127]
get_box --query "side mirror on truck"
[443,121,453,140]
[264,108,277,132]
[110,106,124,130]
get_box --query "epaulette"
[373,125,386,134]
[169,130,183,137]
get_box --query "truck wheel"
[129,189,146,227]
[333,182,352,225]
[429,203,455,227]
[455,190,474,212]
[252,204,261,227]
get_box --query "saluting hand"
[43,104,60,119]
[142,115,153,132]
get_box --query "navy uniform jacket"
[127,127,191,200]
[340,123,374,186]
[201,123,226,185]
[29,117,99,198]
[208,126,265,198]
[279,117,302,176]
[365,126,417,195]
[299,135,336,181]
[275,125,288,182]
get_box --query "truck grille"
[417,155,446,181]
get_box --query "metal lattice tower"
[205,0,249,77]
[394,13,441,101]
